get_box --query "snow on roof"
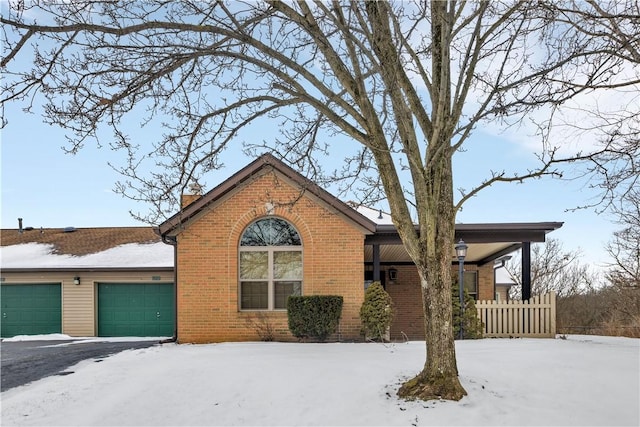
[495,266,516,284]
[349,203,394,225]
[1,226,161,256]
[0,241,173,269]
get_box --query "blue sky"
[1,96,618,272]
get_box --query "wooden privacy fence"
[475,292,557,338]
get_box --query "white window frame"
[238,218,303,311]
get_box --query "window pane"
[268,218,301,246]
[273,251,302,280]
[463,271,478,293]
[240,218,301,246]
[240,220,270,246]
[274,281,302,310]
[240,251,268,279]
[241,281,268,309]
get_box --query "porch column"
[373,244,381,282]
[522,242,531,301]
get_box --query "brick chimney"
[181,182,203,208]
[181,194,201,208]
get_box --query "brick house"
[159,153,562,343]
[0,154,561,340]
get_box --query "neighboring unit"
[0,227,174,338]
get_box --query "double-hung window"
[463,271,478,300]
[239,218,302,310]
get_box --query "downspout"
[493,264,497,301]
[161,234,178,344]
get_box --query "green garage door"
[97,283,174,337]
[1,283,62,338]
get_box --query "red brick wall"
[175,169,366,343]
[385,265,423,340]
[475,264,495,301]
[386,263,494,340]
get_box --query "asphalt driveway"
[0,339,161,392]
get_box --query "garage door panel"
[32,311,58,322]
[98,283,174,337]
[1,283,62,338]
[130,311,145,322]
[144,295,159,305]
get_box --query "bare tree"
[504,239,636,337]
[606,189,640,289]
[506,193,639,336]
[602,188,640,333]
[505,239,599,299]
[537,0,640,211]
[2,1,639,401]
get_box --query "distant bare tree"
[606,189,640,289]
[506,239,598,299]
[504,239,607,336]
[506,206,639,337]
[2,1,639,401]
[601,188,640,334]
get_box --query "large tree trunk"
[397,239,466,400]
[397,264,465,401]
[397,135,466,400]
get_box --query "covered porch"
[359,214,562,339]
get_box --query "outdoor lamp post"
[455,239,468,340]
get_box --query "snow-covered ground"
[1,335,638,426]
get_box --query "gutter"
[161,234,178,343]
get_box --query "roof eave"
[158,153,377,236]
[366,222,563,245]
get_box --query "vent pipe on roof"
[18,218,23,233]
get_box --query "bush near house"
[244,312,276,341]
[360,281,394,341]
[452,281,484,339]
[287,295,343,342]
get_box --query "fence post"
[550,291,557,337]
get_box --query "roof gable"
[159,153,377,236]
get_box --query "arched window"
[239,218,302,310]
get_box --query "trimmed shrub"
[287,295,343,341]
[360,281,394,341]
[452,281,484,339]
